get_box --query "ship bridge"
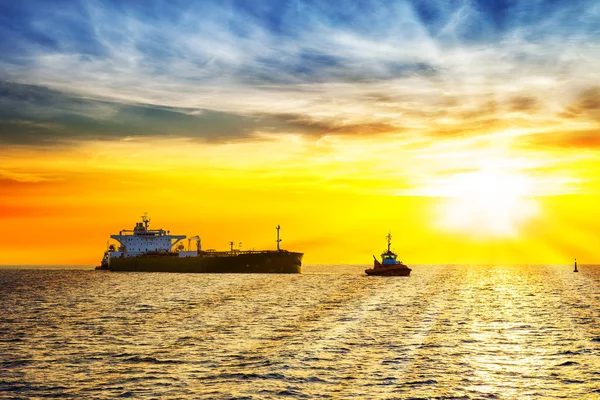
[110,214,185,256]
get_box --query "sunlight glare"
[437,170,540,237]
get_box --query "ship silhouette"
[365,233,411,277]
[97,215,302,273]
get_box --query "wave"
[557,361,579,366]
[121,356,186,365]
[405,379,438,386]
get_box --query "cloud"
[559,86,600,121]
[0,0,598,147]
[0,81,326,145]
[510,96,539,112]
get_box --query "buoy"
[574,258,578,273]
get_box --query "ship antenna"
[276,225,281,251]
[387,232,392,253]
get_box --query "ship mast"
[142,212,150,230]
[276,225,281,251]
[386,233,392,253]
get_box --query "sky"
[1,0,599,265]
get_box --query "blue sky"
[0,0,599,146]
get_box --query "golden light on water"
[3,264,599,398]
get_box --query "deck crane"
[187,236,201,252]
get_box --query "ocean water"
[1,264,599,399]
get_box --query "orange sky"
[1,133,599,265]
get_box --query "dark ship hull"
[108,250,303,273]
[365,266,411,276]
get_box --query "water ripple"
[0,265,599,398]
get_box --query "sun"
[436,169,540,237]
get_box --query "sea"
[1,264,599,399]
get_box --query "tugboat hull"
[365,267,411,276]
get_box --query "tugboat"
[365,233,411,276]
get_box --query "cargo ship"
[96,214,303,273]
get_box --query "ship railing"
[199,250,291,257]
[115,229,170,236]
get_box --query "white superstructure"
[109,214,186,258]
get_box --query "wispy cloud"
[1,0,599,197]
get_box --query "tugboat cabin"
[381,252,399,265]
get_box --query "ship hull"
[108,251,303,273]
[365,266,411,276]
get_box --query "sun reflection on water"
[0,265,598,398]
